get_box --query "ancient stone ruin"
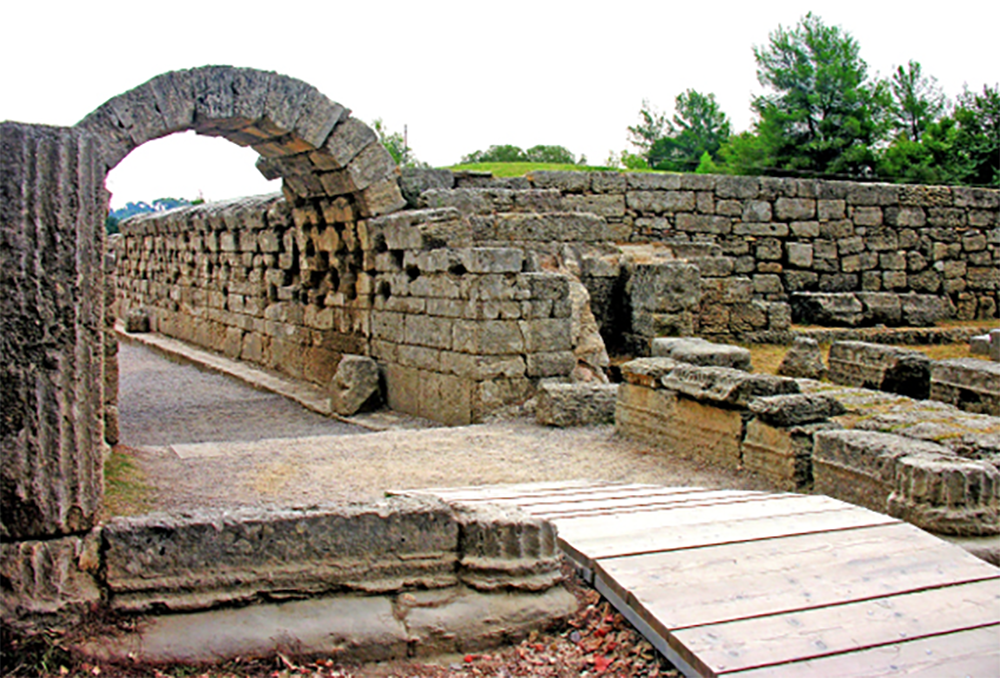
[2,64,999,663]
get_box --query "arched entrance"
[1,66,403,543]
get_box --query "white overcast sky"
[2,1,997,209]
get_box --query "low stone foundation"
[827,340,932,398]
[930,358,1000,416]
[1,496,576,664]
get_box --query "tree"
[746,13,889,177]
[948,84,1000,186]
[647,90,731,172]
[460,144,581,164]
[888,60,947,142]
[371,118,426,167]
[627,99,668,156]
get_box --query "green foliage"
[371,118,427,167]
[448,162,626,177]
[743,12,889,177]
[460,144,581,165]
[695,151,720,174]
[627,99,668,155]
[105,213,120,235]
[889,60,947,142]
[648,89,731,172]
[949,84,1000,186]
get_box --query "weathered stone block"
[1,123,106,540]
[627,262,700,313]
[651,337,751,371]
[930,358,1000,416]
[743,420,839,490]
[888,453,998,536]
[791,292,863,326]
[660,363,799,407]
[536,382,618,427]
[330,354,380,416]
[828,341,931,399]
[0,535,101,621]
[101,498,459,612]
[777,336,827,380]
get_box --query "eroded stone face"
[1,122,107,541]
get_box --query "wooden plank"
[596,522,1000,630]
[525,491,777,520]
[726,625,1000,677]
[555,497,896,563]
[671,579,1000,676]
[399,480,652,502]
[494,487,763,512]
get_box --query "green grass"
[103,445,156,518]
[446,161,658,177]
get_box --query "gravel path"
[117,343,774,514]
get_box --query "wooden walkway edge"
[396,482,1000,677]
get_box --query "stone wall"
[409,169,999,346]
[117,200,583,424]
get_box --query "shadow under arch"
[76,65,405,218]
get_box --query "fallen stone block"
[535,382,618,427]
[330,354,381,416]
[930,358,1000,416]
[776,336,827,380]
[827,341,931,399]
[660,363,799,407]
[749,394,847,427]
[651,337,751,371]
[619,357,679,388]
[813,430,935,515]
[124,308,151,333]
[900,293,953,326]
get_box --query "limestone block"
[857,292,902,325]
[452,503,562,591]
[777,337,827,380]
[650,337,751,371]
[460,248,524,274]
[900,294,953,326]
[743,420,839,490]
[660,363,799,407]
[494,213,610,243]
[813,430,926,514]
[525,351,576,378]
[888,453,999,536]
[930,358,1000,416]
[453,319,524,355]
[749,394,846,427]
[400,168,456,208]
[827,341,931,399]
[520,318,573,353]
[528,170,590,192]
[535,382,618,427]
[101,498,459,612]
[330,354,381,416]
[969,334,991,356]
[627,261,700,313]
[620,357,680,387]
[790,292,864,326]
[312,117,378,170]
[0,534,101,621]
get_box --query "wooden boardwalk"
[400,482,1000,677]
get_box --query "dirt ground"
[114,342,775,516]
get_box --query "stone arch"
[76,65,405,218]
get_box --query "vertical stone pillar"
[1,122,107,540]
